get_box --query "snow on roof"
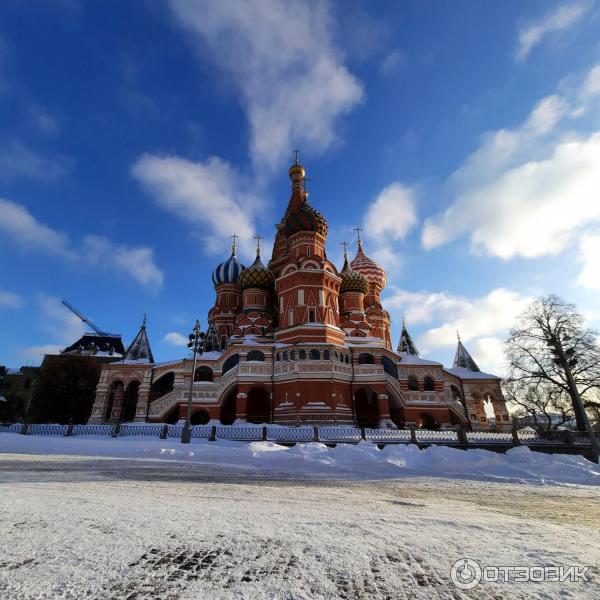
[444,367,500,380]
[399,353,442,367]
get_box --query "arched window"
[290,350,296,361]
[309,349,320,360]
[195,366,214,382]
[308,309,316,323]
[283,351,289,361]
[299,349,307,360]
[246,350,265,362]
[382,356,398,378]
[408,375,419,391]
[323,350,330,360]
[276,353,281,362]
[345,355,350,364]
[423,376,435,391]
[358,353,375,365]
[150,372,174,398]
[221,354,239,375]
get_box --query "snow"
[399,353,443,366]
[445,366,500,380]
[1,434,599,486]
[1,445,599,599]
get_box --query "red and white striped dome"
[350,240,387,291]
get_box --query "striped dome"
[212,251,245,287]
[238,253,274,290]
[350,241,387,291]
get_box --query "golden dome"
[339,255,369,294]
[238,252,275,291]
[288,163,305,180]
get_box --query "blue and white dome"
[212,250,245,287]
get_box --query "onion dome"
[284,154,328,237]
[350,236,387,291]
[238,240,274,290]
[212,238,246,287]
[339,250,369,294]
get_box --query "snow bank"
[1,433,598,486]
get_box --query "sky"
[1,0,600,374]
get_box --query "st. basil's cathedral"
[89,159,510,431]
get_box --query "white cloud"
[580,64,600,99]
[0,139,70,183]
[380,50,407,76]
[576,233,600,290]
[515,1,590,62]
[422,64,600,260]
[84,235,164,289]
[167,0,363,170]
[364,183,417,241]
[21,344,65,361]
[0,290,23,309]
[163,332,188,347]
[384,287,531,374]
[0,198,73,258]
[131,154,258,256]
[0,198,164,289]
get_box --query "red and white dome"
[350,240,387,291]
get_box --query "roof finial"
[293,149,299,165]
[457,330,461,342]
[403,314,406,328]
[254,234,263,257]
[142,313,147,328]
[231,234,238,256]
[353,226,363,251]
[341,241,349,260]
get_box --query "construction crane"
[62,300,109,336]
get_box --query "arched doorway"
[191,409,210,425]
[354,388,379,428]
[195,366,213,382]
[164,405,180,424]
[105,381,123,421]
[387,388,405,428]
[122,381,140,422]
[150,372,174,402]
[247,388,271,423]
[220,386,237,425]
[418,412,439,429]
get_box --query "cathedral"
[89,159,509,431]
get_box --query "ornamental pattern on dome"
[339,254,369,294]
[350,239,387,290]
[212,241,245,287]
[238,251,274,291]
[285,197,328,237]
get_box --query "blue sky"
[1,0,600,372]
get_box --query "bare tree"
[502,380,573,432]
[506,295,600,460]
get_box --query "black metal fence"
[1,422,597,455]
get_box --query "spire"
[397,319,419,356]
[353,226,363,252]
[231,234,238,257]
[452,338,480,372]
[341,241,350,271]
[123,316,155,363]
[254,234,263,258]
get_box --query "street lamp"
[181,319,205,444]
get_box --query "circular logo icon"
[450,558,482,590]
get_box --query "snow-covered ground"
[1,436,599,599]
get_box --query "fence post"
[209,425,217,442]
[410,426,417,444]
[262,426,268,441]
[112,423,121,437]
[511,426,520,446]
[457,425,468,445]
[20,423,29,435]
[313,426,320,443]
[65,421,74,437]
[160,424,168,440]
[360,427,366,441]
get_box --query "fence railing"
[1,423,596,452]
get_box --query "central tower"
[269,158,345,345]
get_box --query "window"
[298,289,304,305]
[299,350,307,360]
[288,309,294,326]
[195,366,214,382]
[309,349,320,360]
[382,356,398,378]
[283,351,289,361]
[408,375,419,391]
[471,414,477,421]
[308,309,316,323]
[307,246,311,257]
[276,353,280,362]
[290,350,296,361]
[246,350,265,362]
[345,355,350,364]
[221,354,240,375]
[323,350,330,360]
[358,353,375,365]
[423,376,435,391]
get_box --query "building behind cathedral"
[89,159,509,431]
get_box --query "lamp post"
[181,319,205,444]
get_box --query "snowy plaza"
[1,435,599,599]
